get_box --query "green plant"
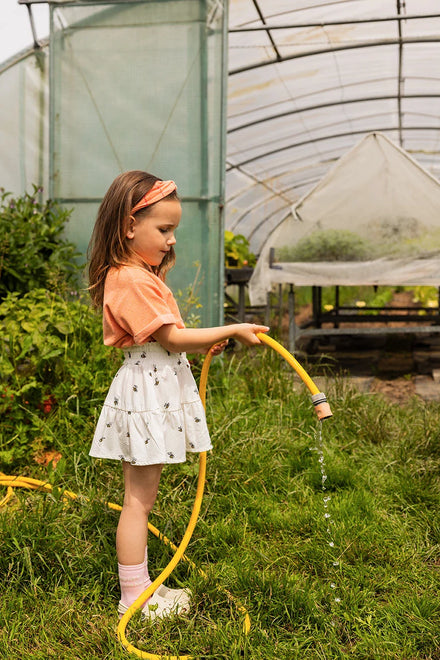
[0,186,82,298]
[277,229,373,262]
[405,285,439,308]
[0,289,119,466]
[224,230,256,268]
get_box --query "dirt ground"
[370,376,415,405]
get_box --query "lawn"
[1,346,439,659]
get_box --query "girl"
[88,170,269,620]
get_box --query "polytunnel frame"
[9,2,440,249]
[225,3,440,253]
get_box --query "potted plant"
[224,231,256,284]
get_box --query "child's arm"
[152,323,269,354]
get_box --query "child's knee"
[123,495,155,517]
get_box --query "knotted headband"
[131,180,177,215]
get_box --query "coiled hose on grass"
[0,334,331,659]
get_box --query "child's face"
[126,198,181,267]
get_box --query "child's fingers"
[210,340,228,355]
[254,325,270,335]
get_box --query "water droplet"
[324,513,331,518]
[330,583,336,589]
[332,561,339,567]
[334,597,341,603]
[329,541,335,547]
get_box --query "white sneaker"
[118,587,190,622]
[156,584,191,610]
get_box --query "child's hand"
[209,340,229,356]
[233,324,270,346]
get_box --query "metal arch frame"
[229,36,440,76]
[225,155,323,203]
[229,13,440,31]
[259,140,440,183]
[248,207,291,252]
[228,126,440,170]
[227,109,413,162]
[228,188,290,233]
[228,93,440,135]
[396,0,404,147]
[228,75,398,122]
[250,0,281,62]
[227,74,440,126]
[225,159,294,204]
[227,156,354,236]
[230,177,322,241]
[227,141,370,177]
[227,133,440,242]
[227,109,440,175]
[227,135,440,210]
[248,208,290,245]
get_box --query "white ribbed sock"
[118,561,152,608]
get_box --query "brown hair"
[87,170,178,308]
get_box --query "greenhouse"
[3,0,440,328]
[2,4,440,660]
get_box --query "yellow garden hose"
[256,334,332,421]
[0,334,331,659]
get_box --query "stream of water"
[311,422,341,605]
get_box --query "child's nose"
[167,234,176,245]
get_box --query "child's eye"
[159,227,177,235]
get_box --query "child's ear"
[126,215,136,239]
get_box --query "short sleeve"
[103,267,184,346]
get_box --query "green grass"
[1,348,439,659]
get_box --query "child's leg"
[116,462,163,607]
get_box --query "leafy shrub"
[277,229,373,262]
[0,289,120,466]
[0,187,82,298]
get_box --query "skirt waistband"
[122,343,186,365]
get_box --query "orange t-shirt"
[102,266,184,347]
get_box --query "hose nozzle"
[311,392,333,421]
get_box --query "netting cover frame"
[249,131,440,305]
[48,0,227,327]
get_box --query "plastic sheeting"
[0,48,48,194]
[226,1,440,255]
[249,132,440,305]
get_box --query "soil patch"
[370,377,415,405]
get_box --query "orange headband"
[131,180,177,215]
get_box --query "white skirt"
[89,343,212,465]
